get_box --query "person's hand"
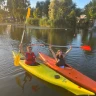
[70,45,72,48]
[19,43,22,48]
[49,45,52,50]
[39,44,44,46]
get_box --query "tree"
[33,8,41,18]
[7,0,30,22]
[36,1,44,18]
[48,0,77,27]
[0,9,8,22]
[35,0,50,18]
[84,0,96,20]
[48,0,59,20]
[75,8,82,17]
[67,10,76,27]
[42,0,50,17]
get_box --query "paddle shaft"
[19,26,25,53]
[14,8,29,66]
[42,43,68,47]
[43,43,91,51]
[21,30,25,44]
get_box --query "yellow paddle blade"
[26,7,31,19]
[14,53,20,66]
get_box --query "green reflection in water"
[9,25,96,54]
[31,29,75,45]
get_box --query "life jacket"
[56,54,66,66]
[25,52,36,65]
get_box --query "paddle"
[43,43,91,51]
[14,30,25,66]
[14,7,31,66]
[53,45,91,51]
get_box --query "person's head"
[57,50,63,55]
[27,46,32,52]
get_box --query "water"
[0,25,96,96]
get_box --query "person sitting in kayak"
[49,45,72,68]
[19,44,36,66]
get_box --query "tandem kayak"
[12,51,95,95]
[39,52,96,93]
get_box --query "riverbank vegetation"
[0,0,96,28]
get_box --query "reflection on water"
[0,25,96,96]
[15,72,74,96]
[15,72,40,92]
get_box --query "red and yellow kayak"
[12,51,95,95]
[39,52,96,93]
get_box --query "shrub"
[26,18,40,26]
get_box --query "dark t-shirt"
[56,55,66,66]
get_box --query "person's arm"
[49,45,57,60]
[19,43,26,56]
[64,46,72,57]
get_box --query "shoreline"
[0,23,72,29]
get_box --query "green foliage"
[6,0,30,22]
[48,0,59,20]
[39,17,48,26]
[48,0,76,27]
[33,8,41,18]
[0,0,82,28]
[43,0,50,17]
[67,10,76,27]
[69,10,76,17]
[75,8,82,17]
[0,9,9,22]
[26,18,39,26]
[36,1,44,18]
[36,0,50,18]
[84,0,96,20]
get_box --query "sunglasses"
[28,47,32,49]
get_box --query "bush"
[26,18,40,26]
[39,17,49,27]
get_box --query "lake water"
[0,25,96,96]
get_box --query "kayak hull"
[12,51,95,95]
[39,52,96,93]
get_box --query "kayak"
[12,51,95,95]
[39,52,96,93]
